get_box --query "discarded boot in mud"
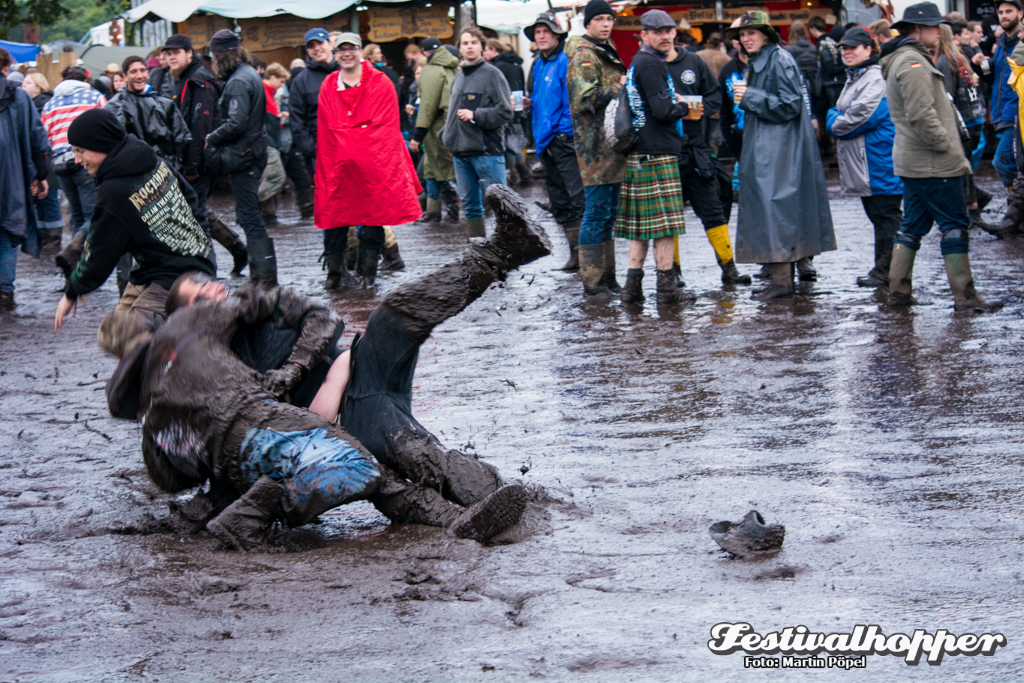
[448,484,528,543]
[55,231,86,279]
[709,510,785,558]
[206,476,285,551]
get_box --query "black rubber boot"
[796,256,817,281]
[246,237,278,288]
[656,268,682,304]
[601,241,622,294]
[259,197,278,226]
[516,163,532,187]
[579,243,610,296]
[975,187,993,212]
[441,182,460,222]
[620,268,645,304]
[424,198,442,222]
[720,259,752,285]
[557,221,580,272]
[449,484,528,543]
[206,476,285,551]
[671,262,685,288]
[322,227,353,290]
[944,252,1003,313]
[361,247,380,286]
[380,244,406,271]
[751,263,795,301]
[856,269,888,288]
[210,215,249,275]
[753,263,771,280]
[55,231,86,279]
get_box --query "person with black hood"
[288,28,339,175]
[52,109,215,356]
[666,33,751,287]
[880,2,1001,312]
[485,39,532,186]
[525,12,585,270]
[163,34,249,276]
[205,29,275,287]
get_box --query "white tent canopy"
[475,0,577,34]
[126,0,407,23]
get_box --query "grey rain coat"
[735,44,835,264]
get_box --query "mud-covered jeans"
[97,282,169,357]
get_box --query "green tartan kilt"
[613,153,686,241]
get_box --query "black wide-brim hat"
[724,11,781,43]
[525,12,566,42]
[892,1,944,30]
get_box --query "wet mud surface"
[2,170,1023,680]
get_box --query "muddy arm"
[273,287,343,371]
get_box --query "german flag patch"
[910,62,921,67]
[581,61,592,66]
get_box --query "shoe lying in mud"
[709,510,785,558]
[448,484,528,543]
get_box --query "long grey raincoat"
[735,44,835,264]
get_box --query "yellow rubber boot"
[706,224,750,285]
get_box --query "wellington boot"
[671,263,685,288]
[166,483,236,535]
[887,244,916,306]
[720,259,752,285]
[210,216,248,275]
[466,217,486,239]
[424,198,442,223]
[259,197,278,226]
[856,269,888,288]
[323,250,353,290]
[38,228,62,250]
[796,256,817,282]
[55,231,86,279]
[943,252,1003,313]
[753,263,771,280]
[516,163,532,187]
[579,243,610,296]
[247,237,278,288]
[482,185,552,270]
[380,244,406,271]
[557,221,580,271]
[656,269,682,304]
[600,240,621,294]
[969,209,998,234]
[982,204,1022,239]
[448,484,528,543]
[751,263,795,301]
[361,247,380,287]
[620,268,645,304]
[206,476,285,551]
[976,187,993,212]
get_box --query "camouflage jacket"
[565,35,626,186]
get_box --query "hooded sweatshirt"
[66,136,215,300]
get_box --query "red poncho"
[314,62,422,229]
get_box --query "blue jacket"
[992,31,1020,129]
[0,76,50,255]
[827,62,901,197]
[530,48,574,155]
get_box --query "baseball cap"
[640,10,677,30]
[334,32,363,49]
[162,34,193,52]
[305,28,330,45]
[839,26,873,47]
[421,36,441,52]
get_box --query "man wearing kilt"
[616,10,692,305]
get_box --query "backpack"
[604,64,639,155]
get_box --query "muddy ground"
[1,170,1023,681]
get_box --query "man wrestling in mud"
[109,186,550,550]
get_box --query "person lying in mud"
[108,185,550,549]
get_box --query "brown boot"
[557,221,580,271]
[209,216,248,275]
[448,484,528,543]
[55,231,86,279]
[206,476,285,551]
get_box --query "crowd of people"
[0,0,1019,544]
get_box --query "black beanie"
[67,109,126,154]
[584,0,615,27]
[208,29,241,53]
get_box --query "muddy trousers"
[224,400,464,529]
[341,245,510,507]
[97,282,168,357]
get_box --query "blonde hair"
[25,72,50,92]
[265,62,289,80]
[869,19,892,41]
[363,43,382,61]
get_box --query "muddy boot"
[483,185,552,269]
[968,208,998,233]
[206,476,285,551]
[976,187,993,212]
[424,198,442,222]
[0,292,14,311]
[796,256,817,282]
[753,263,771,280]
[259,197,278,226]
[38,228,61,250]
[982,203,1022,239]
[557,221,580,271]
[55,231,86,279]
[534,199,552,213]
[656,268,683,304]
[751,262,795,301]
[516,163,532,187]
[709,510,785,558]
[210,216,249,275]
[856,268,888,288]
[166,482,237,535]
[887,244,917,306]
[247,237,278,288]
[620,268,645,304]
[671,262,685,288]
[322,250,352,290]
[600,241,622,294]
[449,484,528,543]
[579,243,610,296]
[380,243,406,272]
[943,252,1003,313]
[704,224,751,285]
[466,217,486,239]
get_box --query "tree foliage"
[0,0,129,43]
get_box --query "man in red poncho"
[315,32,422,288]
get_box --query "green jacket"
[880,38,970,179]
[565,35,626,186]
[416,47,459,181]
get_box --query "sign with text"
[368,5,452,42]
[614,6,834,29]
[238,14,352,50]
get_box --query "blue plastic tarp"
[0,39,40,64]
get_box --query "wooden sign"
[238,13,352,50]
[368,5,452,42]
[615,6,833,29]
[178,14,233,49]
